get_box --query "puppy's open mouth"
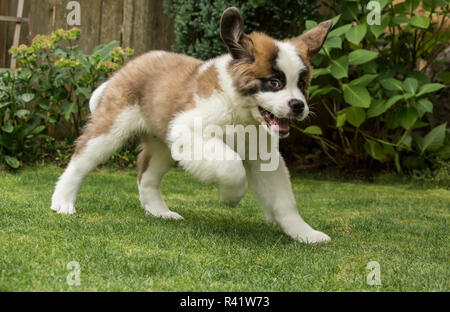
[258,107,290,137]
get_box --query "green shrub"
[411,158,450,188]
[300,0,449,171]
[0,28,134,169]
[164,0,319,60]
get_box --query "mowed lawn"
[0,165,448,292]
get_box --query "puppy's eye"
[269,79,281,89]
[298,80,305,90]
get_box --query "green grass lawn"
[0,165,448,291]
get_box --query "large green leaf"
[312,68,330,79]
[384,94,404,110]
[63,102,78,121]
[421,123,447,153]
[336,112,346,127]
[380,78,404,92]
[367,99,385,118]
[414,98,433,117]
[345,24,367,44]
[364,139,387,161]
[310,86,339,99]
[330,14,341,27]
[328,56,348,79]
[302,126,322,135]
[328,24,352,37]
[309,85,319,95]
[409,15,430,29]
[393,15,410,25]
[348,49,378,65]
[403,78,419,95]
[15,109,30,119]
[416,83,446,97]
[398,106,418,130]
[369,13,390,38]
[343,107,366,127]
[342,84,371,108]
[75,87,92,99]
[1,124,14,133]
[349,74,378,87]
[397,133,413,150]
[32,125,46,135]
[367,95,404,118]
[323,36,342,50]
[4,156,20,169]
[20,93,35,103]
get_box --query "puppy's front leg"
[244,153,330,243]
[172,134,248,207]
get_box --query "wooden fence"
[0,0,175,68]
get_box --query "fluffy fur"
[51,8,333,243]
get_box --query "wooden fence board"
[130,0,148,55]
[1,0,174,67]
[100,0,123,44]
[10,0,25,68]
[0,0,9,67]
[122,0,134,49]
[1,0,29,68]
[147,0,174,51]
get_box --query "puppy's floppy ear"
[220,7,254,61]
[292,20,333,57]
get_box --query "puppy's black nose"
[288,99,305,116]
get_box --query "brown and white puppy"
[51,7,333,243]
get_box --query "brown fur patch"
[73,52,204,156]
[137,150,151,184]
[229,32,279,95]
[288,38,310,64]
[139,53,203,140]
[196,65,222,98]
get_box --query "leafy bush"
[164,0,319,60]
[0,28,134,169]
[302,0,449,171]
[411,158,450,188]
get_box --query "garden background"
[0,0,449,183]
[0,0,449,292]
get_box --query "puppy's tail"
[89,81,110,112]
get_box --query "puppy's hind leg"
[138,137,183,220]
[244,153,330,244]
[51,106,146,215]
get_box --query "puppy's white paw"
[145,208,184,220]
[51,201,76,215]
[219,192,243,207]
[219,182,247,207]
[296,230,331,244]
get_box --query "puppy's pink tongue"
[267,116,290,134]
[278,119,290,133]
